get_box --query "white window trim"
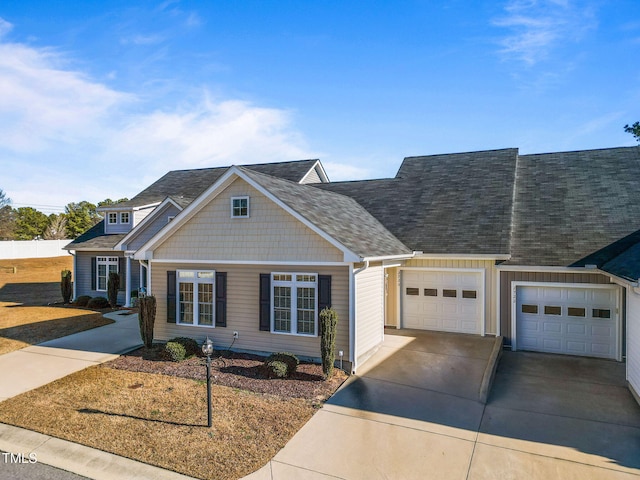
[108,213,118,224]
[96,256,119,292]
[270,272,318,337]
[176,269,216,328]
[120,212,130,224]
[230,196,250,218]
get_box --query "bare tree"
[44,214,68,240]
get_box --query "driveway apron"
[0,311,142,402]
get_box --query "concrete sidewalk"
[0,310,142,402]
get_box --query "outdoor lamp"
[202,337,214,427]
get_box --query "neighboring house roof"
[111,159,322,209]
[316,148,518,255]
[600,240,640,283]
[239,167,412,258]
[64,221,125,250]
[507,146,640,266]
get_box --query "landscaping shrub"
[164,341,186,362]
[264,352,299,378]
[60,270,72,304]
[320,307,338,378]
[264,360,288,379]
[107,272,120,308]
[87,296,110,309]
[74,295,91,307]
[138,296,156,349]
[169,337,201,357]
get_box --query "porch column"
[125,256,132,307]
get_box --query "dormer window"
[120,212,130,224]
[231,196,249,218]
[108,213,117,224]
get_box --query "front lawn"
[0,349,348,480]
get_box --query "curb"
[479,335,503,404]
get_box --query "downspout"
[125,255,132,307]
[70,251,77,301]
[350,260,370,373]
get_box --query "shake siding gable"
[153,178,343,262]
[152,263,350,361]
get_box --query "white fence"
[0,240,72,259]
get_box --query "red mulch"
[105,346,348,404]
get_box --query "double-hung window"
[96,257,119,291]
[177,270,215,327]
[271,273,317,336]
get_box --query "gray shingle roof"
[240,167,412,258]
[64,221,124,250]
[108,159,321,209]
[507,146,640,266]
[316,149,518,255]
[601,239,640,282]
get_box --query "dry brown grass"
[0,256,113,354]
[0,366,317,480]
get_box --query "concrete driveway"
[247,330,640,479]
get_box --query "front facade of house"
[66,147,640,398]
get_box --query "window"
[424,288,438,296]
[120,212,130,224]
[568,307,586,317]
[462,290,477,299]
[177,270,215,326]
[271,273,317,336]
[108,213,117,224]
[521,304,538,314]
[544,306,562,315]
[231,196,249,218]
[96,257,118,291]
[406,287,419,296]
[593,308,611,319]
[443,289,457,298]
[167,215,175,223]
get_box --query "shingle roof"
[240,167,412,258]
[316,149,518,255]
[507,146,640,266]
[107,159,320,209]
[601,239,640,283]
[64,221,124,250]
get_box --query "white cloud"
[0,17,12,38]
[493,0,597,65]
[0,38,315,207]
[323,161,372,181]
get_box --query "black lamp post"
[201,337,214,427]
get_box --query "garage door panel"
[516,285,618,360]
[402,270,482,334]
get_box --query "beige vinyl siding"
[154,178,343,262]
[152,262,350,362]
[126,204,182,251]
[355,262,385,365]
[300,167,322,184]
[388,258,499,335]
[627,288,640,401]
[385,268,399,327]
[499,270,613,344]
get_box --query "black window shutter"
[118,257,126,291]
[259,274,271,331]
[91,257,97,290]
[167,271,176,323]
[318,275,332,311]
[215,272,227,327]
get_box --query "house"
[65,146,640,401]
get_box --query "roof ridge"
[403,147,519,160]
[167,158,319,174]
[519,145,640,157]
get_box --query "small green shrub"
[265,352,299,377]
[107,272,120,308]
[169,337,200,357]
[74,295,92,307]
[265,360,288,379]
[164,341,186,362]
[61,270,72,304]
[87,296,110,309]
[320,307,338,378]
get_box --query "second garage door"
[515,284,619,359]
[402,270,483,334]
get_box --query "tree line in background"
[0,190,128,240]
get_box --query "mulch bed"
[106,346,348,404]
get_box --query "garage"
[401,269,483,334]
[515,284,620,360]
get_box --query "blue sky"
[1,0,639,212]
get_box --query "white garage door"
[516,285,619,359]
[402,270,482,334]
